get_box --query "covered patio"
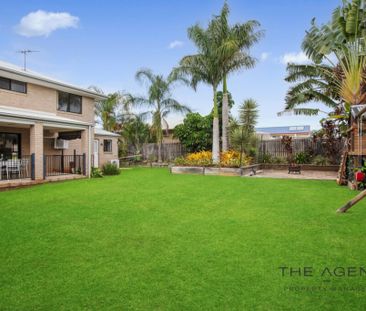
[0,106,92,185]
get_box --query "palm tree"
[279,63,341,117]
[210,2,263,151]
[230,99,259,163]
[89,86,121,131]
[129,69,191,163]
[175,24,226,163]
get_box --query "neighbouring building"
[162,129,179,144]
[0,61,120,184]
[255,125,311,139]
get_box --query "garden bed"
[260,164,339,172]
[171,163,338,177]
[170,164,260,176]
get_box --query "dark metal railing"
[0,156,32,180]
[44,154,85,177]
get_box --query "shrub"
[294,152,311,164]
[271,157,287,164]
[259,153,272,163]
[186,150,213,166]
[174,150,252,167]
[102,163,120,175]
[312,155,329,166]
[91,167,103,178]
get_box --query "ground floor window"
[103,139,112,152]
[0,133,21,160]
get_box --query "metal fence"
[0,156,32,180]
[44,154,85,177]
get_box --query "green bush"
[91,167,103,178]
[272,157,287,164]
[102,163,120,175]
[312,155,329,166]
[294,152,311,164]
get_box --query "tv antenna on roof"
[16,50,39,71]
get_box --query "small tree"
[281,136,293,164]
[174,113,213,153]
[230,99,259,164]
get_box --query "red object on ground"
[355,171,365,182]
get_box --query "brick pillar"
[30,122,44,180]
[81,127,92,177]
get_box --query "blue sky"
[0,0,340,129]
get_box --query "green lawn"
[1,168,366,310]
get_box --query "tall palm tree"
[129,69,191,163]
[175,24,225,163]
[210,2,263,151]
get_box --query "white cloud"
[260,52,270,61]
[168,40,184,49]
[16,10,79,37]
[281,51,310,65]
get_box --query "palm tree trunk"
[212,87,220,164]
[222,75,229,152]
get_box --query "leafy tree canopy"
[174,113,213,153]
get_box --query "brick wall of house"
[0,83,95,124]
[94,135,119,168]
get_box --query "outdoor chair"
[6,160,21,179]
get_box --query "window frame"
[57,91,82,114]
[0,77,27,94]
[103,139,112,153]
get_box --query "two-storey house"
[0,61,119,185]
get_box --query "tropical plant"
[175,23,225,164]
[128,69,191,163]
[89,86,122,131]
[174,113,213,153]
[230,99,259,162]
[279,63,341,117]
[281,136,293,163]
[209,2,263,151]
[120,113,152,155]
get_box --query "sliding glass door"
[0,133,21,160]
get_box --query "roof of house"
[0,105,91,127]
[94,128,120,137]
[0,60,107,100]
[350,104,366,118]
[255,125,311,135]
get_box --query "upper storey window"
[58,91,82,114]
[0,77,27,93]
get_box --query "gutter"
[0,66,108,100]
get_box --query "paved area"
[0,174,85,190]
[249,169,337,180]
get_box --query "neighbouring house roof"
[0,105,91,127]
[255,125,311,135]
[350,104,366,118]
[94,128,120,137]
[0,60,107,100]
